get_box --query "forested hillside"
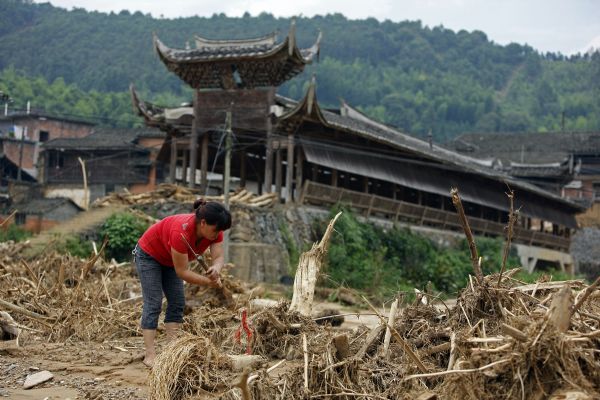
[1,0,599,138]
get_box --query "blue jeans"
[134,244,185,330]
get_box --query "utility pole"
[223,105,233,263]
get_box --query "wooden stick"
[0,299,52,321]
[356,324,384,359]
[571,276,600,315]
[102,274,112,309]
[420,342,451,356]
[451,188,483,284]
[447,333,457,371]
[362,295,428,373]
[383,299,399,358]
[403,358,510,381]
[498,189,517,286]
[501,323,528,341]
[0,210,17,228]
[302,333,309,392]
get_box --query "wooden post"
[286,133,294,203]
[275,147,282,197]
[223,109,232,263]
[363,176,369,193]
[77,157,89,211]
[200,132,209,192]
[189,90,200,188]
[263,119,273,193]
[296,148,304,202]
[239,151,246,188]
[169,136,177,183]
[331,169,338,187]
[181,150,188,185]
[311,164,318,181]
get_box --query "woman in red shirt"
[134,199,232,367]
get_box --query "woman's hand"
[206,265,222,281]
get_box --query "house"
[11,197,82,234]
[0,112,95,186]
[39,127,166,207]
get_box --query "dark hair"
[192,199,232,231]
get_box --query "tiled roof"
[451,132,600,164]
[0,112,95,126]
[16,197,81,214]
[42,127,163,150]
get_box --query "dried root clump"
[149,333,236,400]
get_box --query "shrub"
[0,224,31,242]
[100,212,149,262]
[321,206,519,300]
[57,235,94,258]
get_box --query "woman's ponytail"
[193,198,207,211]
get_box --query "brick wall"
[1,139,37,169]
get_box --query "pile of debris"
[145,208,600,400]
[93,184,279,208]
[1,190,599,399]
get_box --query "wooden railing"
[300,180,570,251]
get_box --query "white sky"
[47,0,600,54]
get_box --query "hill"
[0,0,599,138]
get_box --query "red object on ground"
[234,308,254,355]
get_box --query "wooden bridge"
[300,180,570,251]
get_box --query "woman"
[133,199,232,367]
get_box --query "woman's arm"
[171,248,218,287]
[206,242,225,281]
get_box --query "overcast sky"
[47,0,600,54]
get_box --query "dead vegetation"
[1,188,599,399]
[93,184,278,208]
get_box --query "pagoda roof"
[153,20,321,89]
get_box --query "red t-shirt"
[138,213,223,267]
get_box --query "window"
[39,130,49,142]
[48,151,64,169]
[15,213,26,226]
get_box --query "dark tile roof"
[42,127,163,150]
[0,112,95,126]
[15,197,81,214]
[451,132,600,164]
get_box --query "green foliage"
[322,207,518,299]
[515,268,579,284]
[279,220,300,271]
[1,2,599,136]
[100,212,149,262]
[56,235,94,258]
[0,224,31,242]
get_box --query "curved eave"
[153,27,320,66]
[130,84,156,120]
[276,77,327,126]
[130,85,191,137]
